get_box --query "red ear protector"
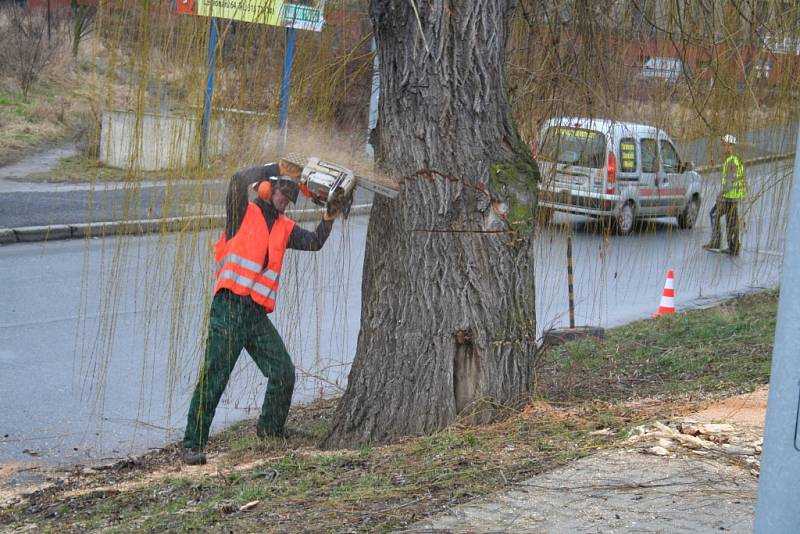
[257,180,272,201]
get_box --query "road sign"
[280,3,324,31]
[176,0,324,31]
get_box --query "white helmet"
[722,134,737,145]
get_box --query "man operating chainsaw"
[182,162,339,465]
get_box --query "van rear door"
[539,126,606,194]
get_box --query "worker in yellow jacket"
[704,134,746,255]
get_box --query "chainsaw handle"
[278,159,303,178]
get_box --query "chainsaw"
[278,156,399,219]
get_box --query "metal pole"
[278,26,296,151]
[201,18,219,167]
[754,122,800,532]
[567,235,575,329]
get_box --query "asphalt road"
[0,160,791,465]
[537,158,789,333]
[0,176,375,228]
[0,218,365,466]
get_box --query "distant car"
[536,117,702,235]
[640,57,684,83]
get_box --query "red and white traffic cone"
[652,270,676,318]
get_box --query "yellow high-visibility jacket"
[721,154,746,200]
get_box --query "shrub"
[0,5,63,100]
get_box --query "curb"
[0,204,372,245]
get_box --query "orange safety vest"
[213,202,296,313]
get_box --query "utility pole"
[754,123,800,532]
[47,0,52,44]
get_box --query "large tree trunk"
[323,0,538,449]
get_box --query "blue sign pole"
[278,26,296,150]
[201,17,219,167]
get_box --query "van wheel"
[615,201,635,235]
[536,207,553,225]
[677,196,699,229]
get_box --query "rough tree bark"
[323,0,539,449]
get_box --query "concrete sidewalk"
[403,449,755,533]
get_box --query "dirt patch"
[0,463,48,503]
[0,401,331,504]
[56,444,364,501]
[689,386,768,427]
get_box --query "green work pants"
[709,199,740,254]
[183,293,295,450]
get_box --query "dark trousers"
[708,199,740,254]
[183,293,295,450]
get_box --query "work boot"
[702,243,719,251]
[182,447,207,465]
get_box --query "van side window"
[659,140,681,172]
[641,139,658,173]
[619,138,637,172]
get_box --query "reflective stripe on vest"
[213,202,295,313]
[217,270,277,303]
[215,253,280,282]
[721,155,746,200]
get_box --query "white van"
[536,117,702,234]
[640,57,684,83]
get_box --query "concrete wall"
[99,109,272,171]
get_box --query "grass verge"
[0,290,777,533]
[0,84,76,167]
[22,155,160,183]
[20,154,226,183]
[536,290,775,402]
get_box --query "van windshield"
[540,127,607,168]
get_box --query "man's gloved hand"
[323,202,340,222]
